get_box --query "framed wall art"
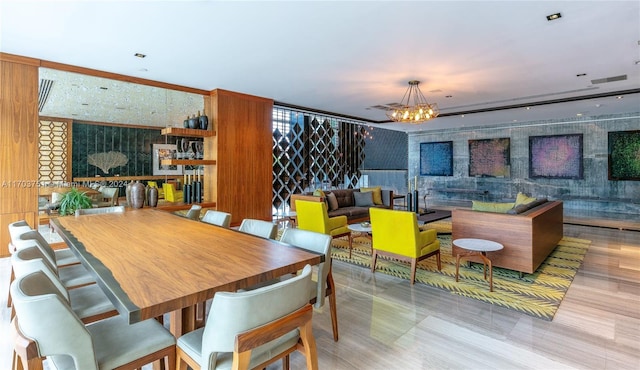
[529,134,583,179]
[608,130,640,181]
[468,138,510,177]
[420,141,453,176]
[152,144,183,175]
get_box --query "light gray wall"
[407,112,640,215]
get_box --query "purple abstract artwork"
[529,134,583,179]
[469,138,510,177]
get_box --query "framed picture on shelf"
[529,134,583,179]
[420,141,453,176]
[608,130,640,180]
[152,144,183,175]
[468,138,510,177]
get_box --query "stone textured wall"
[362,127,407,170]
[407,113,640,214]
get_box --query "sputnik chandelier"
[386,80,439,123]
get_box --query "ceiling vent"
[591,75,627,84]
[38,79,55,112]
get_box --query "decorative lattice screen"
[272,107,367,212]
[39,119,70,184]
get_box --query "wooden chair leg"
[410,258,417,284]
[327,273,339,342]
[176,346,197,370]
[436,251,442,270]
[298,320,319,370]
[233,349,252,370]
[371,250,378,273]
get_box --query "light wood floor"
[1,222,639,369]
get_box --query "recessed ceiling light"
[134,53,146,58]
[525,107,531,110]
[576,113,583,117]
[546,13,562,21]
[617,96,624,99]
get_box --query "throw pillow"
[472,200,515,213]
[353,191,375,207]
[507,198,548,214]
[326,192,339,211]
[361,186,383,205]
[515,192,536,206]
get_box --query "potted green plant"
[58,188,93,216]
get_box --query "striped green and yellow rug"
[331,225,590,321]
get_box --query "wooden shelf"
[161,159,217,166]
[155,201,217,212]
[73,175,182,182]
[161,127,215,137]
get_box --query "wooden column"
[0,54,40,257]
[207,89,273,226]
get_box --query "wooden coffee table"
[348,223,372,258]
[453,238,504,292]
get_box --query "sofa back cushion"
[354,191,375,207]
[329,189,356,208]
[507,198,548,214]
[472,201,515,213]
[515,192,536,206]
[360,186,383,205]
[326,192,339,211]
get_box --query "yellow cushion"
[369,207,440,259]
[471,201,515,213]
[361,186,383,205]
[515,192,536,206]
[295,199,348,236]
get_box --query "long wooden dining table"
[51,208,323,336]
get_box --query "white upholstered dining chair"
[175,265,318,370]
[11,246,117,324]
[280,228,339,341]
[201,209,231,227]
[185,204,202,220]
[10,270,176,370]
[238,218,278,239]
[11,232,95,289]
[7,221,81,308]
[9,224,79,267]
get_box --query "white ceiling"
[1,0,639,132]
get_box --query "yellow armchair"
[295,199,350,239]
[162,183,183,202]
[369,207,441,284]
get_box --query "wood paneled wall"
[208,89,273,225]
[0,56,40,257]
